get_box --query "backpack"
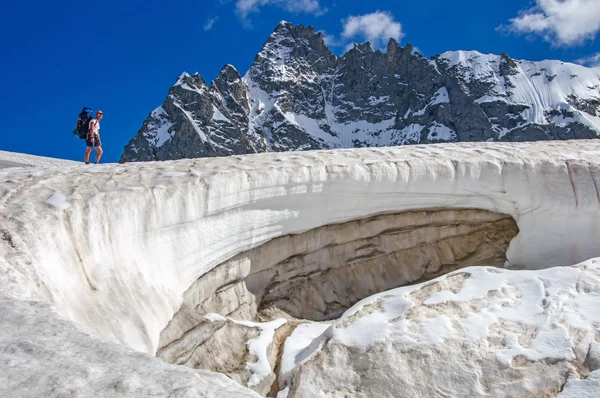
[74,107,93,139]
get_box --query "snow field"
[2,141,600,396]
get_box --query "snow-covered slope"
[280,260,600,397]
[438,50,600,136]
[2,140,600,396]
[121,22,600,162]
[0,150,78,169]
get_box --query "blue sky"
[1,0,599,163]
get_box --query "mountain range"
[120,21,600,162]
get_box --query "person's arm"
[96,121,101,143]
[88,120,95,141]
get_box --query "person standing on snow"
[85,110,104,164]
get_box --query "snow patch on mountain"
[144,106,175,147]
[440,50,600,131]
[369,95,390,105]
[399,123,424,143]
[212,106,230,123]
[430,87,450,105]
[428,122,456,141]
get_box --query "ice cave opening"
[156,208,518,394]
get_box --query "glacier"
[1,140,600,397]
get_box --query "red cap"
[96,110,103,115]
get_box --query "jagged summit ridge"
[121,22,600,162]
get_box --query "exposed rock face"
[121,22,600,162]
[123,69,267,160]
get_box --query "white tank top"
[89,119,100,136]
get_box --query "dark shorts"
[86,140,101,148]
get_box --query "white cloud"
[203,17,218,31]
[505,0,600,46]
[576,52,600,67]
[320,31,339,47]
[235,0,325,19]
[344,42,356,53]
[341,11,404,50]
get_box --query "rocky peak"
[211,64,250,116]
[215,64,240,81]
[170,72,209,104]
[347,42,374,56]
[174,72,207,89]
[211,64,243,93]
[252,22,334,71]
[499,52,519,76]
[385,38,399,59]
[271,21,319,44]
[385,41,420,69]
[247,22,336,97]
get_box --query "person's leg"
[94,145,103,164]
[84,146,92,164]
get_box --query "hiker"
[85,110,103,164]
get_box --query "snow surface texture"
[281,260,600,397]
[0,150,78,169]
[1,141,600,397]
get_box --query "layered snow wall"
[1,141,600,396]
